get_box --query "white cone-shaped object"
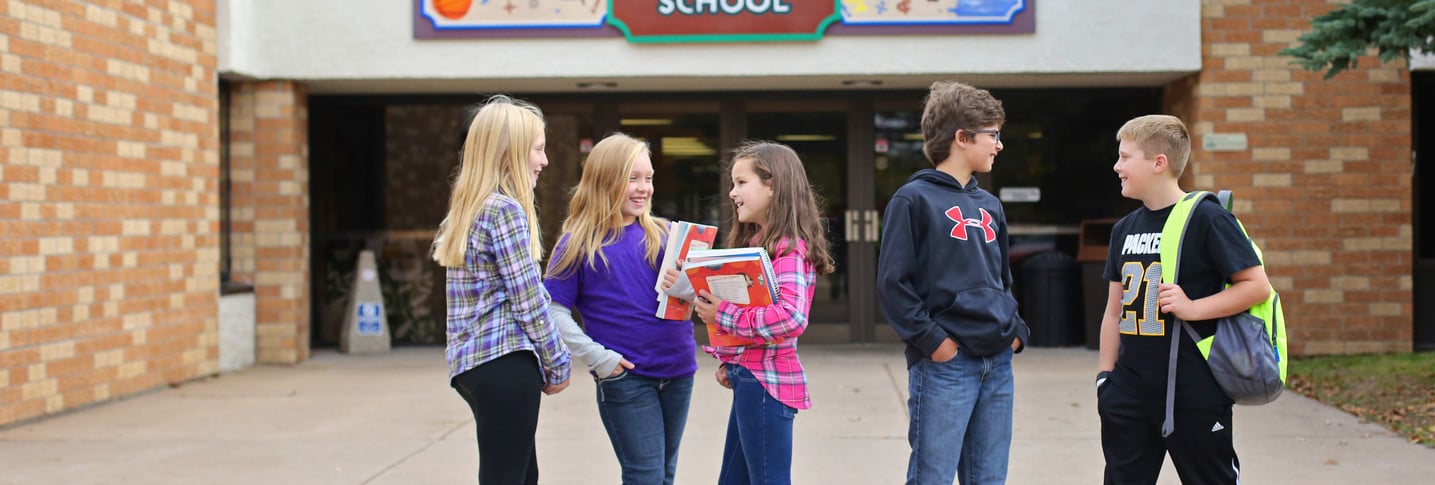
[341,250,391,354]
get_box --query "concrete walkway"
[1,345,1431,484]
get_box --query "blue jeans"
[595,371,694,485]
[718,364,797,485]
[906,347,1014,485]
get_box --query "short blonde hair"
[1116,115,1190,178]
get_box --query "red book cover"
[683,248,783,347]
[654,221,718,320]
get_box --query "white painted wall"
[219,0,1201,92]
[1413,50,1435,70]
[219,292,256,373]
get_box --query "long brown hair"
[723,141,834,275]
[546,133,666,279]
[432,95,546,267]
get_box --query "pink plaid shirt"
[705,239,813,410]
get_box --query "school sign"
[413,0,1034,42]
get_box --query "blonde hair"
[1116,114,1191,178]
[724,142,835,275]
[546,133,666,278]
[432,95,546,267]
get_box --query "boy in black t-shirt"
[1097,115,1272,485]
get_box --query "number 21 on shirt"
[1119,261,1166,336]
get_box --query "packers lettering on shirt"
[1121,232,1161,256]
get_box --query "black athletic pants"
[452,351,544,485]
[1098,388,1240,484]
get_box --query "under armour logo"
[945,206,996,242]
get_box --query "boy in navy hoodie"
[877,81,1029,485]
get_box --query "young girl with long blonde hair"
[434,95,571,485]
[544,133,698,485]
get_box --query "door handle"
[866,210,880,242]
[845,210,856,242]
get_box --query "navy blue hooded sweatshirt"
[877,169,1030,367]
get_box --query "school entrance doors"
[611,98,873,342]
[307,89,1162,347]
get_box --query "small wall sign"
[1202,133,1248,152]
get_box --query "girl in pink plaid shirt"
[692,141,835,485]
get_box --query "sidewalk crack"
[360,419,468,484]
[884,362,908,418]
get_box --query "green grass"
[1288,352,1435,447]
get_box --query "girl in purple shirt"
[543,133,698,485]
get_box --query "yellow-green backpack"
[1158,190,1287,436]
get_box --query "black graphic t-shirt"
[1101,198,1261,410]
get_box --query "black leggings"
[451,351,544,485]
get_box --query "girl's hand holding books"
[659,268,682,294]
[694,289,720,324]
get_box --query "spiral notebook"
[683,247,783,347]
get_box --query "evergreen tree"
[1280,0,1435,79]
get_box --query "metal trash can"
[1019,251,1084,347]
[1077,219,1118,350]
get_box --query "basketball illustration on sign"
[432,0,472,20]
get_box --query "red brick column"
[1169,0,1413,354]
[0,0,220,426]
[227,81,310,364]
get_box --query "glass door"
[871,107,926,335]
[869,89,1161,337]
[616,106,724,227]
[747,102,850,326]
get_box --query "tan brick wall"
[1172,0,1413,355]
[226,81,310,364]
[1,0,220,426]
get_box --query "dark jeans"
[451,351,544,485]
[718,364,797,485]
[595,371,695,485]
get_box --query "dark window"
[218,80,251,295]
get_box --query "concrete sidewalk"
[1,345,1431,484]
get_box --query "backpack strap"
[1157,191,1219,437]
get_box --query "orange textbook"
[683,248,784,347]
[653,221,718,320]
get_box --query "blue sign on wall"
[357,303,383,335]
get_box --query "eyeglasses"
[967,129,1001,143]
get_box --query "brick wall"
[1171,0,1413,354]
[226,81,309,364]
[1,0,220,426]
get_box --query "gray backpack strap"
[1162,320,1180,437]
[1216,190,1233,211]
[1160,191,1212,438]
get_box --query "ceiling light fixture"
[620,118,674,126]
[776,134,837,142]
[841,79,883,87]
[577,81,618,89]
